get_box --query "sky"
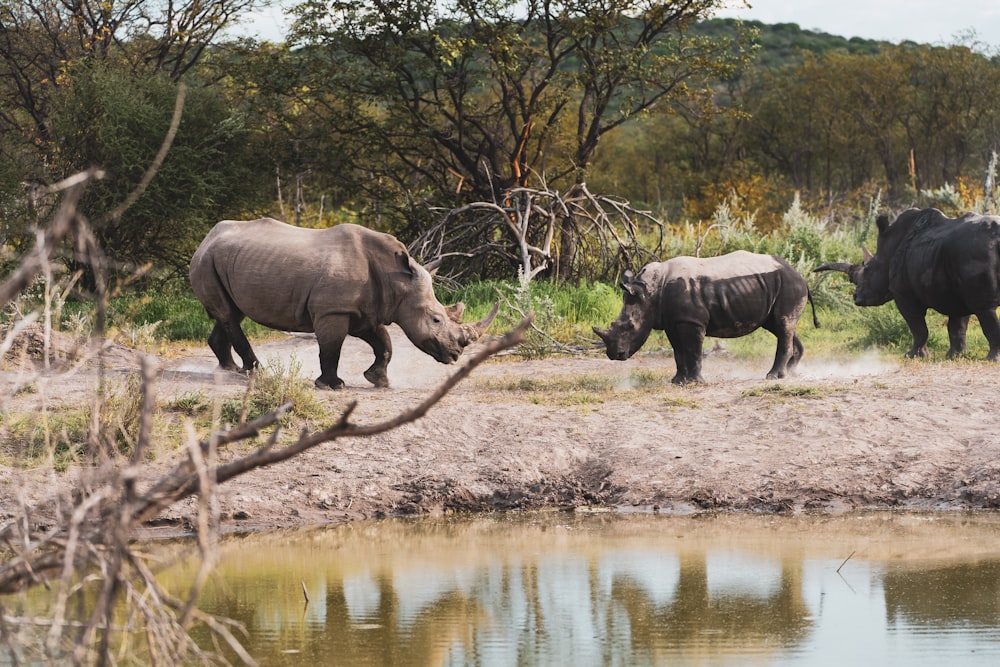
[713,0,1000,47]
[235,0,1000,48]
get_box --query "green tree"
[0,0,266,266]
[289,0,754,277]
[49,61,263,279]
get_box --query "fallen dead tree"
[411,183,666,284]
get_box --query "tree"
[48,61,266,279]
[0,0,262,150]
[0,0,266,265]
[289,0,754,278]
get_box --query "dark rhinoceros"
[593,251,816,384]
[815,207,1000,360]
[189,219,498,389]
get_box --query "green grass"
[478,369,669,394]
[476,368,681,406]
[37,266,998,366]
[220,355,326,426]
[741,384,825,399]
[0,407,89,470]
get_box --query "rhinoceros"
[815,207,1000,360]
[189,219,498,389]
[593,251,816,384]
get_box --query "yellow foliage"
[684,173,791,231]
[952,177,980,213]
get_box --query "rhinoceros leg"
[763,316,800,379]
[976,310,1000,361]
[946,315,970,358]
[765,332,795,380]
[314,315,350,390]
[895,298,930,358]
[786,334,805,374]
[357,325,392,388]
[208,323,240,372]
[666,324,705,384]
[209,321,259,373]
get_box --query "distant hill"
[695,18,896,68]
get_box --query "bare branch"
[0,168,104,308]
[414,183,664,283]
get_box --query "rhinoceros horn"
[814,261,863,285]
[460,302,500,343]
[592,326,611,342]
[814,262,855,274]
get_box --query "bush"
[220,355,324,426]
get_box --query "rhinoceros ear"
[876,214,891,233]
[396,251,417,277]
[622,270,646,297]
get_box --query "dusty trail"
[2,325,999,533]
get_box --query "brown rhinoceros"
[189,219,498,389]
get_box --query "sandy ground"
[3,324,1000,534]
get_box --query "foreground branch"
[0,317,531,595]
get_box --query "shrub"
[220,355,325,426]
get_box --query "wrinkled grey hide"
[190,219,498,389]
[594,251,815,384]
[815,207,1000,360]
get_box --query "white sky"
[234,1,1000,48]
[713,0,1000,47]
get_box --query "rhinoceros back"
[190,219,400,332]
[648,251,805,337]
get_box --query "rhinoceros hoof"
[315,377,346,390]
[363,368,390,388]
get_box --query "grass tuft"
[741,384,824,399]
[220,355,325,425]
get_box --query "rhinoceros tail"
[808,289,820,328]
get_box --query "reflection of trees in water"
[194,550,814,664]
[612,554,812,659]
[884,561,1000,628]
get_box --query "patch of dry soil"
[3,324,1000,534]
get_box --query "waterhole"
[166,512,1000,666]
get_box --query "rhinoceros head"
[814,213,894,307]
[593,269,656,361]
[392,253,499,364]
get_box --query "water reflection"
[165,513,1000,666]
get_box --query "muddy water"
[168,512,1000,666]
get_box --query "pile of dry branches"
[412,183,666,284]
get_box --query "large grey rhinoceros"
[594,251,816,384]
[189,219,498,389]
[815,207,1000,360]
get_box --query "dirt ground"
[3,323,1000,535]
